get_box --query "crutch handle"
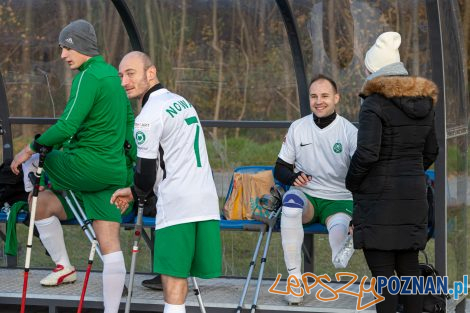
[252,214,277,227]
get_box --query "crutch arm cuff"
[130,186,138,202]
[30,134,53,154]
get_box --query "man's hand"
[11,145,34,175]
[110,187,133,213]
[293,172,312,187]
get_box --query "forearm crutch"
[77,238,97,313]
[124,196,145,313]
[21,149,47,313]
[62,191,101,313]
[191,277,206,313]
[236,186,284,313]
[236,223,267,313]
[62,191,103,261]
[250,208,282,313]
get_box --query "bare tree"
[211,0,224,139]
[411,0,420,75]
[59,1,72,101]
[175,0,187,92]
[234,0,250,137]
[19,0,32,135]
[145,1,157,63]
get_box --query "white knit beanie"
[364,32,401,73]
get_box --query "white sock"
[35,216,71,268]
[102,251,126,313]
[327,213,351,264]
[281,206,304,280]
[164,302,186,313]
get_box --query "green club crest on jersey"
[136,131,146,145]
[333,142,342,153]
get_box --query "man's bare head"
[119,51,158,100]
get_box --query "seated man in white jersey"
[274,74,357,304]
[111,51,222,313]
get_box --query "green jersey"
[33,55,136,187]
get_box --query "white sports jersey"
[134,88,220,230]
[278,114,357,200]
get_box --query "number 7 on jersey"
[185,116,202,167]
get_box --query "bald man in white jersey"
[111,51,221,313]
[274,74,357,305]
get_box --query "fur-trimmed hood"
[361,76,439,119]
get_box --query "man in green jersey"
[11,20,135,313]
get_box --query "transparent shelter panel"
[126,0,300,122]
[440,0,468,285]
[292,0,432,122]
[0,0,132,118]
[0,134,4,266]
[445,135,467,284]
[440,0,468,129]
[10,124,49,155]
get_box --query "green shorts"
[304,194,353,225]
[54,190,130,223]
[154,220,222,279]
[44,150,119,192]
[44,150,130,222]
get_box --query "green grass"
[206,136,281,170]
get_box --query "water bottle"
[333,234,354,268]
[1,202,11,220]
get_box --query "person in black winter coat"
[345,32,439,313]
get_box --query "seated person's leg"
[94,220,125,313]
[325,210,352,268]
[44,150,112,192]
[34,190,76,286]
[281,189,313,280]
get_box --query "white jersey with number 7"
[134,87,220,230]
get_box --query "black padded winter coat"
[345,76,439,251]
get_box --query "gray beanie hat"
[58,19,99,57]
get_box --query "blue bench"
[217,165,328,272]
[220,165,327,232]
[2,168,435,273]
